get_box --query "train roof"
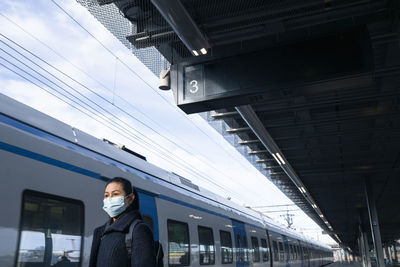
[0,93,331,250]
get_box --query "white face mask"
[103,196,126,218]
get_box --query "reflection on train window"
[272,241,279,261]
[260,238,269,262]
[242,236,249,262]
[198,226,215,265]
[250,237,260,262]
[219,231,233,264]
[16,190,84,267]
[168,220,190,266]
[278,242,284,262]
[236,234,243,262]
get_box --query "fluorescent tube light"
[276,153,285,165]
[272,153,282,165]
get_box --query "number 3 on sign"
[189,80,199,93]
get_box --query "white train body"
[0,93,333,267]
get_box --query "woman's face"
[104,182,134,207]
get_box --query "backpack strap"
[125,219,142,265]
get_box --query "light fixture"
[272,153,282,165]
[299,186,306,193]
[200,48,207,55]
[192,50,199,56]
[251,230,256,233]
[319,215,324,218]
[312,204,317,209]
[276,153,285,165]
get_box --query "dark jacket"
[89,208,156,267]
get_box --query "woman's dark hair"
[106,177,140,210]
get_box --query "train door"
[298,240,304,267]
[266,229,274,267]
[137,190,159,241]
[304,246,310,267]
[232,219,249,267]
[282,235,290,267]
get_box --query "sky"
[0,0,335,244]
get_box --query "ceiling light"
[319,215,324,218]
[192,50,199,56]
[272,153,282,165]
[200,48,207,55]
[276,153,285,165]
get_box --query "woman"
[89,177,156,267]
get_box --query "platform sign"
[184,65,204,100]
[172,28,373,114]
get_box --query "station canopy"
[79,0,400,252]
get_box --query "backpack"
[125,219,164,267]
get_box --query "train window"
[299,246,304,260]
[16,190,84,267]
[236,234,243,262]
[243,236,249,262]
[284,241,289,261]
[250,237,260,262]
[278,242,284,262]
[198,226,215,265]
[272,241,279,261]
[303,247,309,260]
[291,244,296,260]
[219,231,233,264]
[168,220,190,266]
[260,238,269,262]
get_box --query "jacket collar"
[104,209,141,234]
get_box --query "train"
[0,92,333,267]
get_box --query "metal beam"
[150,0,210,56]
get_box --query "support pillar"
[364,177,385,267]
[359,224,372,267]
[386,246,393,264]
[394,242,398,263]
